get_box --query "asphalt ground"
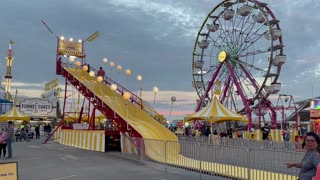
[0,137,228,180]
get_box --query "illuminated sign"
[58,39,85,58]
[0,162,18,180]
[44,78,59,91]
[20,99,53,116]
[310,109,320,118]
[311,100,320,110]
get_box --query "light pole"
[75,61,81,77]
[109,61,115,79]
[89,70,95,81]
[111,83,118,118]
[83,65,88,71]
[82,65,89,81]
[102,57,108,75]
[117,65,122,72]
[123,91,131,130]
[125,69,131,89]
[116,65,122,84]
[153,86,159,120]
[111,84,117,92]
[170,96,176,117]
[97,75,103,96]
[103,57,108,66]
[153,86,159,104]
[137,75,142,98]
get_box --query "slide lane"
[65,67,297,180]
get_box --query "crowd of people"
[169,124,245,139]
[0,121,53,159]
[170,122,298,143]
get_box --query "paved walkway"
[0,137,224,180]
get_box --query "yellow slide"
[65,67,297,180]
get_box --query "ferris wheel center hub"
[218,50,227,62]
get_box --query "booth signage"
[58,39,84,58]
[20,99,53,116]
[44,78,59,92]
[310,109,320,118]
[0,162,18,180]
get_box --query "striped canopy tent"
[0,106,30,122]
[184,96,248,123]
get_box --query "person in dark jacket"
[35,125,40,139]
[6,121,14,158]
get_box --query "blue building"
[0,98,13,115]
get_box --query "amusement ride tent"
[0,90,30,122]
[0,106,30,122]
[184,96,247,124]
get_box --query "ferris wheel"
[192,0,286,128]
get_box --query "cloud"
[11,81,43,88]
[77,0,206,38]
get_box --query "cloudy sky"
[0,0,318,121]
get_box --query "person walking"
[261,123,270,140]
[0,127,8,158]
[286,132,320,180]
[250,126,255,139]
[47,124,52,136]
[97,67,105,77]
[6,121,14,158]
[35,125,40,139]
[284,127,291,149]
[282,128,286,141]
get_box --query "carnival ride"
[54,62,295,179]
[0,41,15,102]
[42,0,299,179]
[4,41,14,101]
[192,0,287,129]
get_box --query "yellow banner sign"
[44,78,59,91]
[58,39,85,58]
[0,162,18,180]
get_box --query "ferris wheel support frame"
[195,63,223,111]
[225,60,253,129]
[220,76,231,103]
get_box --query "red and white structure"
[4,41,14,101]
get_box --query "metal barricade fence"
[141,138,166,168]
[120,137,304,180]
[248,148,302,179]
[119,137,141,161]
[178,135,299,152]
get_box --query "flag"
[9,40,15,45]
